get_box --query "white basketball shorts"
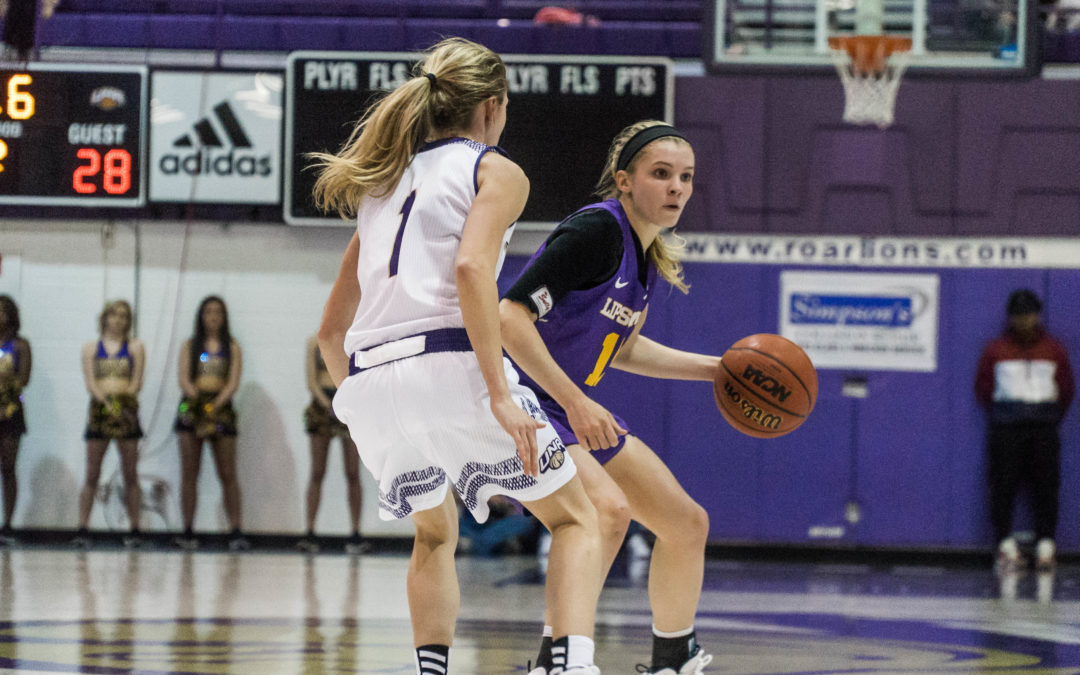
[333,350,576,522]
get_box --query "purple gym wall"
[503,73,1080,552]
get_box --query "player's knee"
[414,521,457,551]
[594,494,632,542]
[684,501,709,547]
[658,499,708,549]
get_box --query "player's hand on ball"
[565,395,626,451]
[491,396,545,476]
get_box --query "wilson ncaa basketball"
[714,334,818,438]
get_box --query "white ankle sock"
[564,635,595,669]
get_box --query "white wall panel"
[0,219,412,538]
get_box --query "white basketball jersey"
[344,138,515,353]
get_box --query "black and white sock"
[553,635,595,673]
[415,644,449,674]
[533,625,554,670]
[651,625,696,671]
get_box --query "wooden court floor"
[1,543,1080,674]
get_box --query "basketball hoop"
[828,35,912,129]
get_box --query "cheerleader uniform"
[174,345,238,438]
[84,340,143,440]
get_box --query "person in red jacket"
[975,288,1074,571]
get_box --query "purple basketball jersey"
[513,198,655,462]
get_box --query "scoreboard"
[285,52,672,226]
[0,55,672,216]
[0,64,146,207]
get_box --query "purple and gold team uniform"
[84,340,143,440]
[506,198,655,464]
[0,339,26,436]
[174,345,238,439]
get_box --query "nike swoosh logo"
[614,277,629,288]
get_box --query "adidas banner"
[150,72,282,204]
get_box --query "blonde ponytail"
[309,38,508,220]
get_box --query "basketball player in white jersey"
[310,38,604,675]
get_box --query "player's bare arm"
[318,231,361,387]
[611,306,719,381]
[457,152,544,475]
[500,298,626,452]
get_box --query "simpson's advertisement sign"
[150,71,282,204]
[780,271,940,372]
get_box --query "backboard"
[706,0,1040,76]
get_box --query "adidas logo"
[159,101,272,177]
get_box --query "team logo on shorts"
[539,437,566,473]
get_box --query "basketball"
[713,334,818,439]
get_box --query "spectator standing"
[975,288,1074,570]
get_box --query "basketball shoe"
[636,646,713,674]
[528,666,600,675]
[1036,538,1056,571]
[995,537,1022,571]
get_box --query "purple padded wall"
[677,75,1080,236]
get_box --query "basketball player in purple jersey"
[311,38,604,675]
[501,121,719,675]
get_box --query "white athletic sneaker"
[996,537,1021,571]
[638,647,713,674]
[562,666,600,674]
[527,667,548,675]
[1036,538,1056,570]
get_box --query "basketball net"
[828,35,912,129]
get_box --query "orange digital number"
[6,74,34,120]
[72,148,132,195]
[73,148,100,193]
[0,139,7,174]
[102,149,131,194]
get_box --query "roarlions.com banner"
[680,235,1080,269]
